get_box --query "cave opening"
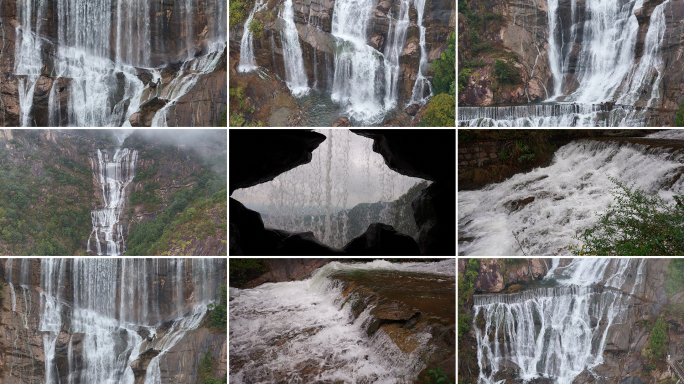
[231,129,429,249]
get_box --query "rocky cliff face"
[458,0,553,106]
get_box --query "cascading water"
[230,259,455,384]
[616,0,670,108]
[231,129,427,248]
[238,0,266,72]
[409,0,432,105]
[459,138,684,255]
[460,0,676,127]
[473,258,644,384]
[12,0,225,127]
[40,258,223,384]
[383,0,411,110]
[86,141,138,256]
[330,0,385,123]
[280,0,310,96]
[150,43,226,126]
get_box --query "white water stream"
[87,142,138,256]
[238,0,267,72]
[473,258,644,384]
[281,0,310,96]
[230,259,454,384]
[459,138,684,255]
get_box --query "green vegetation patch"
[0,132,93,255]
[248,18,263,38]
[207,284,227,330]
[230,0,254,27]
[198,351,226,384]
[421,94,455,127]
[676,97,684,127]
[570,176,684,256]
[229,259,269,287]
[430,31,455,96]
[494,59,521,84]
[650,317,667,359]
[665,259,684,297]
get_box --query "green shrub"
[430,31,455,96]
[230,259,268,287]
[665,259,684,296]
[427,366,453,384]
[677,97,684,127]
[421,94,455,127]
[458,259,479,340]
[650,317,667,359]
[570,176,684,256]
[248,18,263,38]
[217,108,227,127]
[230,0,253,27]
[458,68,472,94]
[207,284,227,329]
[494,60,520,85]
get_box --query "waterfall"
[87,147,138,256]
[458,103,652,127]
[150,44,226,126]
[115,0,151,66]
[281,0,310,96]
[459,139,684,255]
[546,0,643,103]
[409,0,432,104]
[473,258,642,384]
[238,0,266,72]
[331,0,385,123]
[12,0,223,127]
[230,259,454,384]
[40,258,223,384]
[616,0,670,108]
[383,0,410,110]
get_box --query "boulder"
[405,103,420,116]
[604,322,631,352]
[530,259,548,279]
[229,198,267,256]
[369,33,385,51]
[273,230,345,255]
[350,130,455,255]
[129,97,169,127]
[230,198,342,256]
[342,223,421,256]
[229,129,326,194]
[331,117,351,127]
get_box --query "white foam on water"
[459,140,684,255]
[230,259,453,384]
